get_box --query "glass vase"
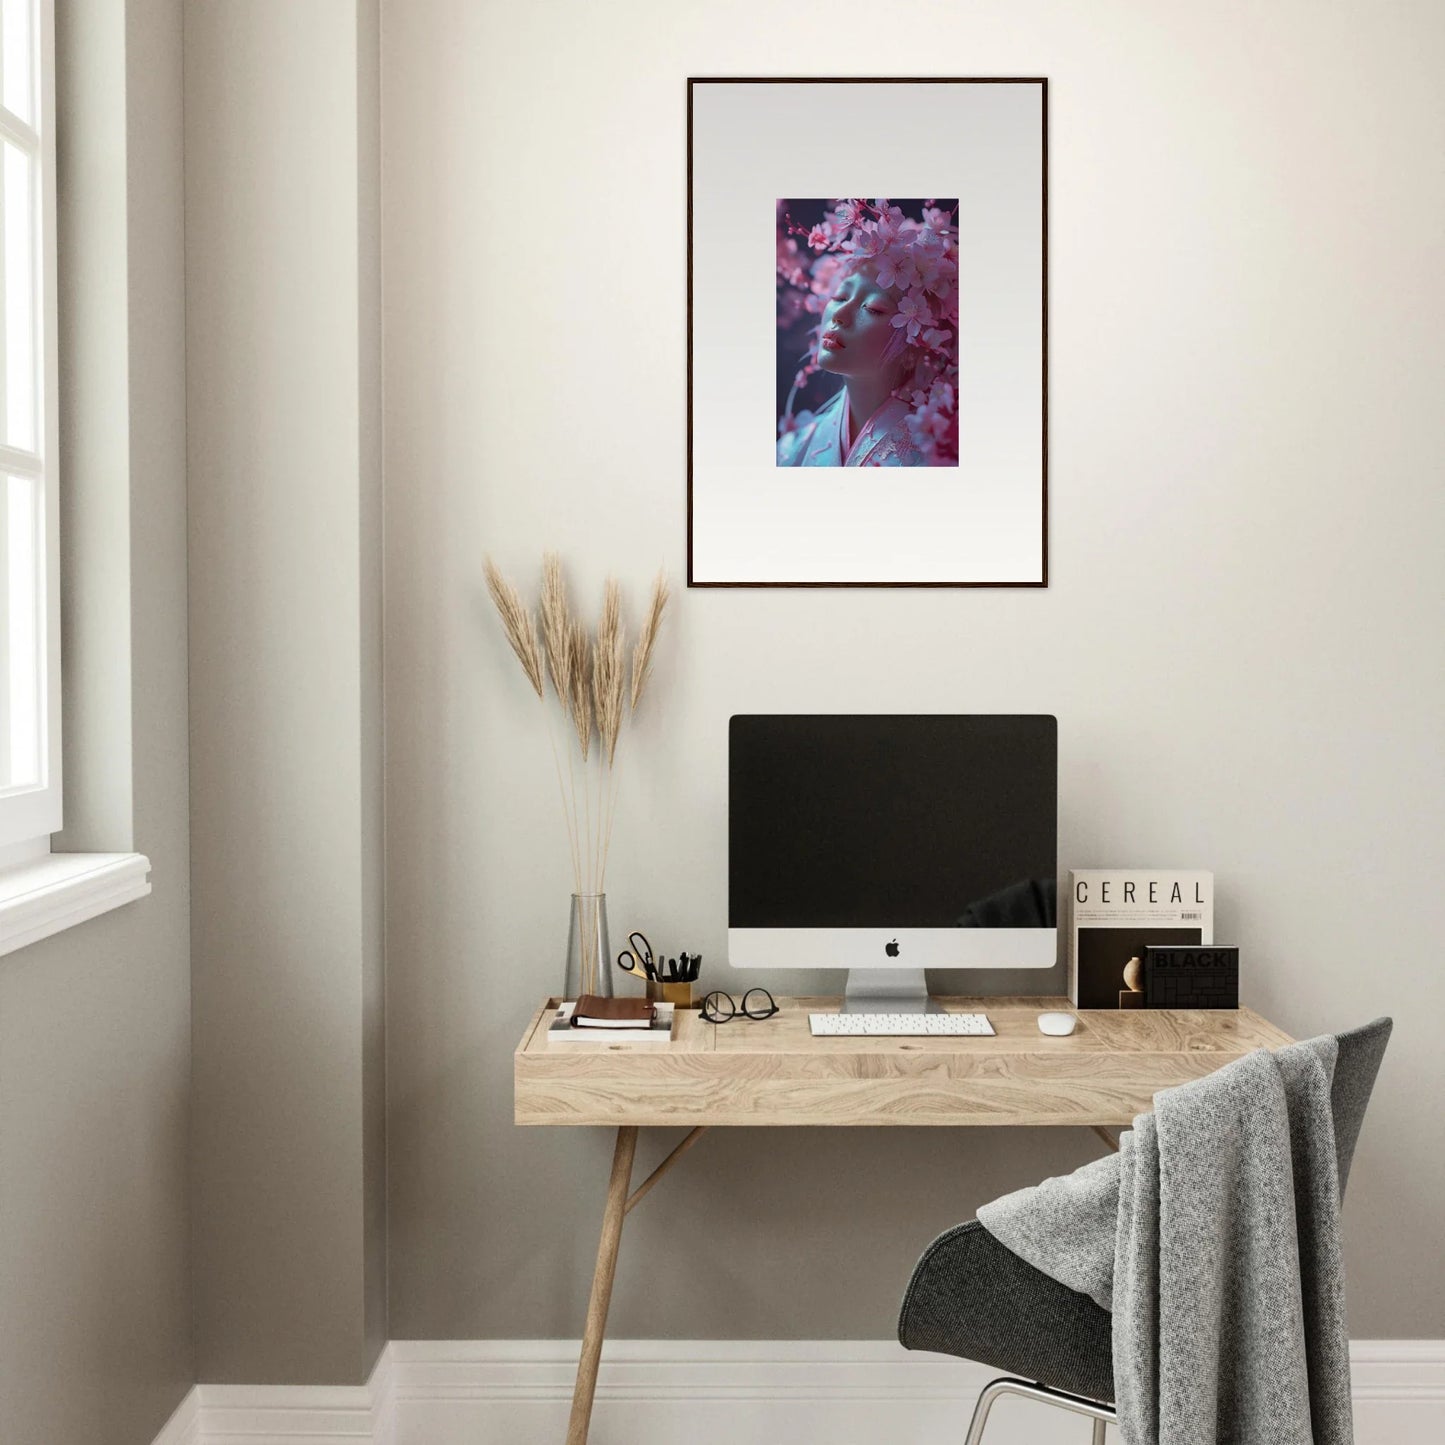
[564,892,612,1001]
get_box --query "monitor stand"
[841,968,940,1015]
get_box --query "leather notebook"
[572,995,656,1028]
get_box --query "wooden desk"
[514,996,1292,1444]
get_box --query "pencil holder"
[647,979,693,1008]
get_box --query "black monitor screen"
[729,715,1057,929]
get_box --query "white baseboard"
[151,1387,201,1445]
[150,1350,393,1445]
[1349,1340,1445,1445]
[151,1339,1445,1445]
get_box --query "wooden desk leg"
[567,1125,638,1445]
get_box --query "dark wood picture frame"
[686,76,1049,588]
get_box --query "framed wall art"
[687,77,1048,587]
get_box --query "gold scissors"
[616,931,657,982]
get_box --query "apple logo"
[885,939,900,957]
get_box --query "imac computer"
[728,714,1057,1013]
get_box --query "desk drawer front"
[514,1048,1255,1127]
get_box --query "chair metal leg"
[962,1378,1010,1445]
[963,1376,1116,1445]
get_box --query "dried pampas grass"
[540,552,573,706]
[567,617,593,762]
[630,570,670,711]
[483,559,543,700]
[592,580,625,767]
[484,554,670,894]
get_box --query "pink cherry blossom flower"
[873,201,907,242]
[904,414,939,455]
[922,326,952,352]
[917,395,959,464]
[808,223,833,250]
[912,255,944,290]
[832,200,862,229]
[776,236,809,288]
[926,272,958,314]
[911,227,945,263]
[906,402,950,448]
[876,244,919,291]
[891,291,933,341]
[843,224,884,260]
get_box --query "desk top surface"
[514,996,1293,1128]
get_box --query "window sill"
[0,852,152,958]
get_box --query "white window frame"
[0,0,59,853]
[0,0,149,954]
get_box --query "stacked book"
[546,995,676,1045]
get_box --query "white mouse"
[1037,1011,1078,1037]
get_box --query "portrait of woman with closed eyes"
[776,198,960,468]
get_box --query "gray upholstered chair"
[897,1018,1392,1444]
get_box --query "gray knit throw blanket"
[978,1037,1352,1445]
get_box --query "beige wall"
[382,0,1445,1341]
[186,0,387,1386]
[0,3,193,1443]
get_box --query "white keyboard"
[808,1011,995,1037]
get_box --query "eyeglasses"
[700,988,779,1023]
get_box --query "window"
[0,0,149,951]
[0,0,57,856]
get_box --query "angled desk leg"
[566,1126,708,1445]
[567,1125,638,1445]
